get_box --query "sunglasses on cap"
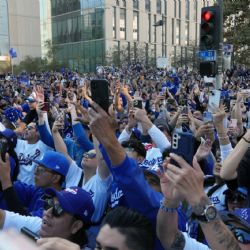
[83,152,96,159]
[227,224,250,244]
[43,198,64,217]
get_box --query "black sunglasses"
[43,198,64,217]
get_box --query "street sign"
[198,50,216,61]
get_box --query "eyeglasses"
[43,198,64,217]
[26,125,36,131]
[35,165,54,175]
[83,152,96,159]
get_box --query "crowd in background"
[0,63,249,250]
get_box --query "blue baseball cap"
[45,187,95,223]
[33,151,69,176]
[0,128,17,149]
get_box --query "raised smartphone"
[21,227,40,242]
[208,90,221,112]
[90,79,109,113]
[170,131,195,167]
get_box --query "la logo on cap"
[65,188,77,195]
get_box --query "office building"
[0,0,41,68]
[40,0,215,72]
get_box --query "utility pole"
[215,0,223,89]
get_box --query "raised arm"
[166,154,241,250]
[52,115,72,163]
[92,135,110,180]
[89,102,126,166]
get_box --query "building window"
[122,0,126,7]
[172,18,175,45]
[163,16,167,44]
[157,0,162,14]
[176,19,180,45]
[120,8,126,40]
[185,21,189,45]
[154,15,157,43]
[185,0,190,20]
[145,0,151,12]
[113,7,117,39]
[133,0,139,9]
[133,11,139,40]
[195,22,198,46]
[178,0,181,19]
[148,14,151,42]
[163,0,167,15]
[116,0,119,6]
[174,0,177,18]
[193,0,197,21]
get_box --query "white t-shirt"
[82,168,112,222]
[205,184,227,211]
[3,210,42,233]
[183,232,211,250]
[82,168,113,249]
[66,161,83,188]
[16,139,52,185]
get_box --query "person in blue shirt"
[0,151,69,218]
[88,102,187,250]
[36,101,93,168]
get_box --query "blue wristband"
[160,199,178,213]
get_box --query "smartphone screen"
[133,99,143,109]
[203,111,213,123]
[42,102,50,112]
[90,79,109,113]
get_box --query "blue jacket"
[100,146,187,250]
[0,181,44,217]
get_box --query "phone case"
[170,132,195,166]
[208,90,221,112]
[90,80,109,113]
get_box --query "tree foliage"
[223,0,250,66]
[13,40,68,74]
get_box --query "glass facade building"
[40,0,215,72]
[0,0,9,56]
[41,0,105,72]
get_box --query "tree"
[223,0,250,66]
[13,40,69,73]
[105,42,156,67]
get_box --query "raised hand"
[195,139,212,162]
[33,85,44,102]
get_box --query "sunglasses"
[228,225,250,244]
[35,165,55,175]
[43,198,64,217]
[83,152,96,159]
[26,125,36,130]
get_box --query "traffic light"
[200,6,221,50]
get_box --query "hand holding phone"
[21,227,40,242]
[133,99,143,109]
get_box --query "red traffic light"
[202,11,213,22]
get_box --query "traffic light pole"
[215,0,223,90]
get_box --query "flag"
[9,48,17,58]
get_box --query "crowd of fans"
[0,63,249,250]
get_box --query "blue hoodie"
[100,146,187,250]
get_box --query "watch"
[193,204,218,222]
